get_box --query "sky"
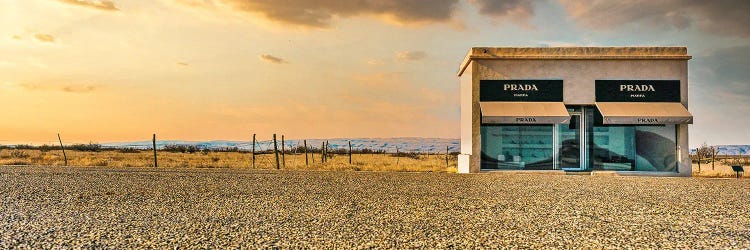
[1,0,749,147]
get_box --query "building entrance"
[558,107,586,170]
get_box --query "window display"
[481,108,678,171]
[589,108,677,171]
[480,125,554,170]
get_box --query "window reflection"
[635,126,677,171]
[481,125,554,170]
[558,114,580,169]
[590,109,677,171]
[481,107,678,172]
[590,126,635,170]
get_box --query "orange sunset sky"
[2,0,750,147]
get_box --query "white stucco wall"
[458,62,473,173]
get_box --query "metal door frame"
[560,107,586,171]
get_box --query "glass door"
[558,109,585,170]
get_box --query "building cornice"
[458,47,692,76]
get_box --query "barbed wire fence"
[14,138,749,173]
[0,136,460,170]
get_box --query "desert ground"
[1,166,749,248]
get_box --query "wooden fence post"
[281,135,286,168]
[712,146,716,171]
[348,141,352,164]
[321,141,326,163]
[445,145,449,168]
[273,134,280,169]
[252,134,256,168]
[153,134,158,168]
[57,133,67,166]
[696,148,701,172]
[304,140,308,166]
[396,147,399,167]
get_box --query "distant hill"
[689,145,750,155]
[102,138,460,153]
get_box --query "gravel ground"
[1,166,749,248]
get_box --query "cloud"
[33,34,55,43]
[176,62,189,66]
[58,0,119,11]
[181,0,460,28]
[366,59,384,66]
[14,81,99,93]
[395,51,427,61]
[11,35,21,40]
[698,46,750,99]
[174,0,220,8]
[688,46,750,145]
[469,0,536,26]
[558,0,750,37]
[534,40,582,47]
[259,54,288,64]
[178,0,543,29]
[61,85,97,93]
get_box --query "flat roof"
[458,47,691,76]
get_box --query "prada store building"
[457,47,693,176]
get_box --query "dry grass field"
[3,147,748,177]
[693,163,749,178]
[0,149,457,172]
[691,155,750,178]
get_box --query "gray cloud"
[395,51,427,61]
[699,46,750,98]
[223,0,459,28]
[689,46,750,145]
[259,54,288,64]
[58,0,119,11]
[33,34,55,43]
[179,0,544,28]
[558,0,750,37]
[470,0,536,24]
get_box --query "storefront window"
[481,124,554,170]
[634,125,677,171]
[590,126,636,170]
[590,109,677,171]
[481,108,678,172]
